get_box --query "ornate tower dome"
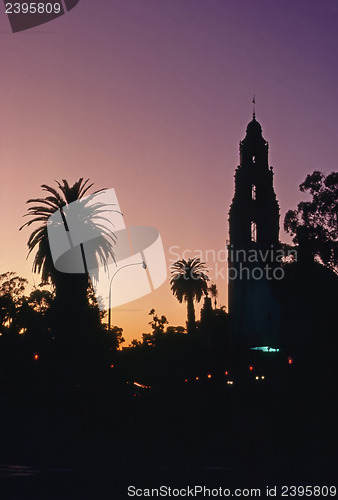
[245,116,263,136]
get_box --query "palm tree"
[208,283,218,309]
[20,179,116,334]
[170,258,209,333]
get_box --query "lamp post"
[108,261,147,332]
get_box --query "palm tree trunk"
[187,294,195,334]
[52,271,90,337]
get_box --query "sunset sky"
[0,0,337,343]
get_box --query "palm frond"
[21,178,117,285]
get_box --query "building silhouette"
[228,112,281,347]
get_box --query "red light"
[184,379,188,382]
[110,364,114,368]
[34,354,39,361]
[195,376,199,381]
[288,356,293,365]
[249,365,254,371]
[225,371,229,376]
[207,374,212,379]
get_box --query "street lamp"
[107,261,147,332]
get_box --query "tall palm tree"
[208,283,218,309]
[20,179,116,334]
[170,258,209,333]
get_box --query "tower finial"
[252,94,256,119]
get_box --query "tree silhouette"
[208,283,218,309]
[0,272,28,335]
[170,258,209,333]
[107,325,125,349]
[284,171,338,272]
[28,288,54,314]
[20,179,116,336]
[142,309,169,347]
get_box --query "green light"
[250,346,279,353]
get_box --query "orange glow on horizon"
[1,1,334,346]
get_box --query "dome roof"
[246,116,262,136]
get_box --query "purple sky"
[0,0,337,342]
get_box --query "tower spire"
[252,94,256,119]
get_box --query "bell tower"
[228,110,281,347]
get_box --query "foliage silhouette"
[28,288,54,314]
[104,324,125,349]
[284,171,338,272]
[141,309,169,347]
[170,258,209,334]
[0,272,28,335]
[208,283,218,309]
[20,178,117,339]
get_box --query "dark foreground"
[0,353,336,499]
